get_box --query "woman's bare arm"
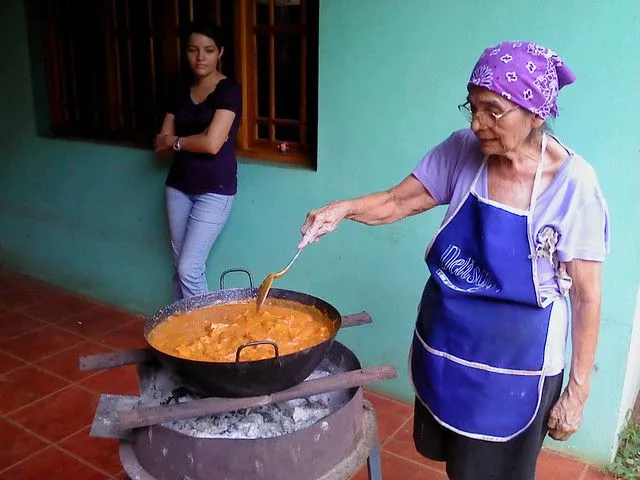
[176,109,236,155]
[547,259,602,441]
[154,114,176,155]
[156,109,236,156]
[298,175,437,248]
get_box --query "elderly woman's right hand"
[298,201,352,249]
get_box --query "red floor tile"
[581,466,616,479]
[35,341,114,382]
[0,310,47,340]
[0,272,52,293]
[535,449,587,479]
[0,350,26,374]
[0,271,610,480]
[9,386,98,442]
[0,446,108,479]
[0,288,60,311]
[367,451,446,480]
[19,293,98,324]
[350,450,602,480]
[364,391,414,443]
[0,324,84,362]
[383,418,446,473]
[0,418,49,471]
[350,467,370,480]
[57,305,141,340]
[59,427,122,476]
[0,366,70,414]
[79,364,140,396]
[95,320,147,351]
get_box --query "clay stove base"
[119,402,382,480]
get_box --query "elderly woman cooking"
[298,41,609,479]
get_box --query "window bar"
[213,0,222,73]
[91,59,99,126]
[58,0,70,122]
[90,2,103,127]
[44,4,55,125]
[301,0,307,27]
[65,0,79,123]
[111,0,124,127]
[124,0,136,128]
[300,32,307,146]
[268,0,274,31]
[251,2,260,144]
[268,0,275,143]
[236,0,250,149]
[215,0,221,25]
[267,118,298,125]
[57,0,67,120]
[173,0,181,81]
[148,0,157,121]
[300,0,308,146]
[48,0,66,125]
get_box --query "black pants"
[413,373,564,480]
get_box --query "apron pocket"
[411,333,544,441]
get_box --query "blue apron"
[410,135,554,442]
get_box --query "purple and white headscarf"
[468,41,576,119]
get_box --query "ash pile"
[137,362,350,439]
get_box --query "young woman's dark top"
[165,78,242,195]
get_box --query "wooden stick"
[340,312,372,328]
[117,365,397,430]
[79,348,154,371]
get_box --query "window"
[38,0,318,168]
[238,0,319,167]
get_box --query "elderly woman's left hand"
[547,384,588,441]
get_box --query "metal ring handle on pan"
[235,340,280,362]
[220,268,254,289]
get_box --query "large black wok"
[144,269,343,398]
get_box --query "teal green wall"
[1,0,638,464]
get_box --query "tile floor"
[0,268,616,479]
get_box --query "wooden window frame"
[38,0,319,169]
[234,0,318,169]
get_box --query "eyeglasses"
[458,101,519,126]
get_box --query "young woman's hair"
[183,21,227,50]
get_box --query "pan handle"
[235,340,280,362]
[220,268,254,289]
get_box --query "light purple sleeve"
[411,130,477,205]
[555,158,610,262]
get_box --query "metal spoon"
[256,249,303,310]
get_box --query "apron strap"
[529,133,548,213]
[469,156,487,192]
[528,133,548,308]
[472,133,548,209]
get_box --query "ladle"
[256,249,302,310]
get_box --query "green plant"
[606,420,640,479]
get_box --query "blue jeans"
[165,186,234,299]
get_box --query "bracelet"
[172,137,182,152]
